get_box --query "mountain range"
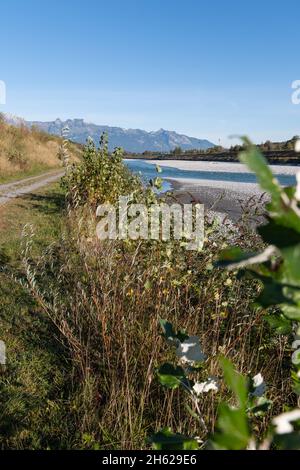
[3,114,214,153]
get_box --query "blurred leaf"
[217,246,275,270]
[159,318,189,343]
[258,220,300,248]
[157,363,186,389]
[264,313,292,335]
[292,349,300,365]
[159,318,176,340]
[217,247,256,266]
[212,404,250,450]
[253,273,297,308]
[239,142,282,200]
[220,357,248,407]
[249,397,273,416]
[281,245,300,283]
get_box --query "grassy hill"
[0,115,82,183]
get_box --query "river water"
[124,159,296,192]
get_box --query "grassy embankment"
[0,118,81,184]
[0,184,80,449]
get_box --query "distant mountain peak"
[3,114,215,153]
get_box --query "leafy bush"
[61,134,141,207]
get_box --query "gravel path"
[0,170,64,206]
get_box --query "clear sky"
[1,0,300,146]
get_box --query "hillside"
[0,115,81,182]
[25,117,214,152]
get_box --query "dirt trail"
[0,170,64,206]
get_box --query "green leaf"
[217,247,257,268]
[212,403,250,450]
[249,397,273,416]
[264,313,292,335]
[282,305,300,321]
[239,142,282,200]
[159,318,189,343]
[281,244,300,283]
[258,220,300,248]
[220,357,248,407]
[150,428,199,450]
[157,363,186,389]
[159,318,176,341]
[217,246,275,270]
[253,273,297,308]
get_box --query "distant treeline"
[125,136,300,165]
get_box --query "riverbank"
[166,178,267,222]
[144,158,298,220]
[147,159,300,176]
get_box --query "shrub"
[61,134,141,207]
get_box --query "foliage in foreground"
[1,135,298,449]
[152,139,300,449]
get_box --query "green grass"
[0,184,79,449]
[0,164,62,185]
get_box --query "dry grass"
[22,205,293,449]
[0,119,81,182]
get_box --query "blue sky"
[1,0,300,146]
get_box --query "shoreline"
[165,177,267,222]
[145,159,300,176]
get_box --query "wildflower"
[193,376,219,395]
[224,278,232,286]
[273,409,300,435]
[220,311,229,319]
[176,336,206,364]
[250,373,266,397]
[126,288,134,297]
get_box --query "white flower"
[292,349,300,365]
[292,339,300,350]
[295,172,300,201]
[295,139,300,153]
[176,336,206,364]
[251,373,266,397]
[193,376,219,395]
[0,341,6,365]
[273,409,300,435]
